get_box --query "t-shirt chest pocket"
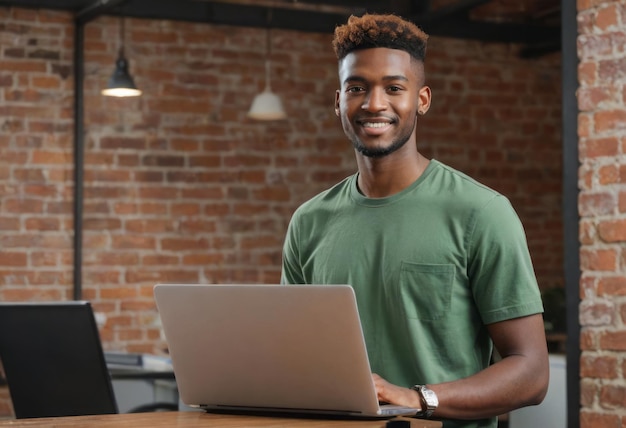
[397,262,454,321]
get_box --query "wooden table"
[0,411,442,427]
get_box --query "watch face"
[422,388,438,407]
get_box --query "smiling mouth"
[361,122,390,128]
[358,120,394,135]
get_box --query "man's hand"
[372,373,422,409]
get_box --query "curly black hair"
[332,14,428,62]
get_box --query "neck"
[356,148,429,198]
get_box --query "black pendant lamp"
[102,17,141,97]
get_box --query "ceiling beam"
[76,0,128,23]
[0,0,561,49]
[411,0,491,23]
[420,15,560,45]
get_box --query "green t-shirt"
[281,160,543,428]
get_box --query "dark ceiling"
[0,0,561,58]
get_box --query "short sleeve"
[467,195,544,324]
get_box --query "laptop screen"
[154,284,417,418]
[0,301,118,418]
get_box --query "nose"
[361,88,387,112]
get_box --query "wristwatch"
[411,384,438,418]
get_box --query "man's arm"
[373,313,549,420]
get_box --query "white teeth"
[362,122,389,128]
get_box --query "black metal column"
[72,0,129,300]
[73,20,85,301]
[561,0,580,426]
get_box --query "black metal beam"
[1,0,562,47]
[418,15,561,45]
[76,0,128,23]
[114,0,353,33]
[561,0,580,425]
[411,0,491,23]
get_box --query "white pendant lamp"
[247,28,286,120]
[102,17,142,98]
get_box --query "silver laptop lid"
[154,284,394,417]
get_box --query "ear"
[334,89,341,117]
[416,85,432,116]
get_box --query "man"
[281,13,549,428]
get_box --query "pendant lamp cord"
[265,10,273,91]
[118,15,125,58]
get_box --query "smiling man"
[281,14,549,428]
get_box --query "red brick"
[597,4,620,29]
[31,75,61,89]
[83,218,122,231]
[581,329,597,351]
[178,219,217,234]
[0,252,27,267]
[100,286,137,300]
[600,384,626,409]
[598,277,626,296]
[580,378,597,407]
[598,219,626,242]
[581,354,618,378]
[253,187,291,202]
[182,253,225,265]
[4,198,44,214]
[189,155,222,168]
[598,164,619,185]
[141,255,179,266]
[580,220,595,245]
[100,137,146,150]
[160,238,210,251]
[111,235,156,250]
[125,219,175,233]
[579,33,613,60]
[139,202,168,215]
[0,217,20,230]
[579,62,597,85]
[594,109,626,133]
[181,187,224,199]
[84,270,122,284]
[104,314,134,326]
[1,60,47,72]
[580,299,614,326]
[580,411,620,428]
[24,217,60,231]
[89,252,140,266]
[580,248,617,271]
[579,192,616,216]
[580,136,619,157]
[171,203,200,216]
[600,331,626,351]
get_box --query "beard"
[347,116,417,158]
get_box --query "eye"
[387,85,403,92]
[346,86,365,93]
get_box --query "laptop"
[0,301,118,418]
[153,283,419,418]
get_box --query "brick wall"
[578,1,626,426]
[0,7,562,418]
